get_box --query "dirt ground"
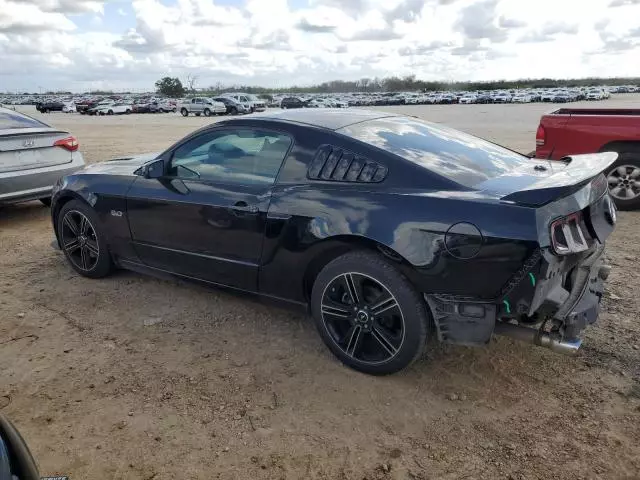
[1,98,639,480]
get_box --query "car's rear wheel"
[606,153,640,210]
[311,251,429,375]
[57,200,113,279]
[107,110,114,115]
[126,109,131,114]
[181,108,188,117]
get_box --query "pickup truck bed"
[535,108,640,210]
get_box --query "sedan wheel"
[311,251,429,375]
[606,154,640,210]
[57,200,113,278]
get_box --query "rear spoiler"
[501,152,617,206]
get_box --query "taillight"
[535,124,545,146]
[550,211,589,255]
[54,136,79,152]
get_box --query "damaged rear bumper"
[424,244,609,355]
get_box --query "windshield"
[0,110,48,130]
[338,116,530,188]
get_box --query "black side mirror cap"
[141,159,164,179]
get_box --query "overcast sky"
[1,0,639,92]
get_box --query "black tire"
[181,108,189,117]
[203,108,211,117]
[40,197,51,207]
[310,251,429,375]
[125,109,131,114]
[605,152,640,210]
[56,199,113,279]
[230,107,238,115]
[107,110,114,115]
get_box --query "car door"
[126,127,293,291]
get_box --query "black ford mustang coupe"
[51,109,617,374]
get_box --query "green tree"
[155,77,185,97]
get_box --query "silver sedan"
[0,107,85,206]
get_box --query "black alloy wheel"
[60,210,100,272]
[57,200,113,278]
[321,272,404,363]
[311,251,429,375]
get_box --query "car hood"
[80,152,160,175]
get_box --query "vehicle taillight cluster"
[535,124,545,146]
[54,136,79,152]
[550,211,589,255]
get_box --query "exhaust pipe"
[494,323,582,356]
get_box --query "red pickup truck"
[535,108,640,209]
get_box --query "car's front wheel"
[311,251,429,375]
[180,108,189,117]
[57,200,113,279]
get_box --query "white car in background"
[459,94,477,104]
[0,107,84,206]
[492,92,512,103]
[157,99,177,112]
[96,102,132,115]
[512,93,532,103]
[307,99,328,108]
[540,91,557,102]
[586,90,605,100]
[62,103,77,113]
[223,93,266,112]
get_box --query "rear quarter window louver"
[307,145,387,183]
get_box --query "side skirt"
[116,258,308,313]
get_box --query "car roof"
[232,108,401,131]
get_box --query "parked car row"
[270,85,630,108]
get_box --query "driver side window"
[168,129,292,186]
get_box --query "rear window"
[0,110,47,130]
[337,116,529,188]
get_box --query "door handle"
[231,201,259,214]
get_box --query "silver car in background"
[0,107,85,206]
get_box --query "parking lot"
[1,98,639,479]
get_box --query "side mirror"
[0,414,40,480]
[142,159,164,179]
